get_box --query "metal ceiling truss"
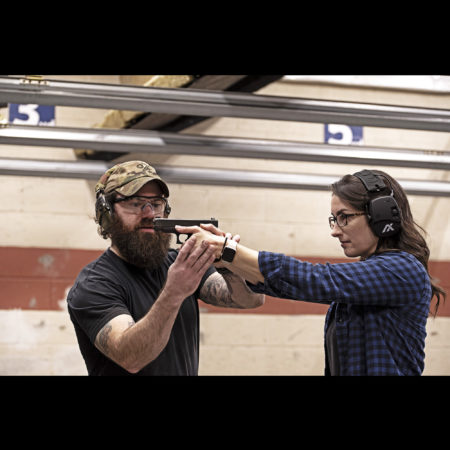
[1,157,449,197]
[1,124,450,171]
[0,76,449,132]
[0,76,449,197]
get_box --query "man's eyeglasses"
[328,212,366,229]
[114,196,168,215]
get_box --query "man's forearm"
[115,290,183,373]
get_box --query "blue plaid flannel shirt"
[248,250,432,375]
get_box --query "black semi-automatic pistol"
[153,218,218,244]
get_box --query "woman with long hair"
[177,169,446,376]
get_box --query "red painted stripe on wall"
[0,246,449,316]
[0,247,103,311]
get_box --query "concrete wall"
[0,309,448,375]
[1,75,449,375]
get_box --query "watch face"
[222,246,236,262]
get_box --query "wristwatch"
[221,238,237,263]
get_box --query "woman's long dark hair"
[331,169,446,316]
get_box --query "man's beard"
[109,216,172,270]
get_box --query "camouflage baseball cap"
[95,160,169,197]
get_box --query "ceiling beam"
[1,76,449,132]
[1,157,449,197]
[1,124,450,170]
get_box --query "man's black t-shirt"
[67,248,215,375]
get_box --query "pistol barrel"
[153,218,218,244]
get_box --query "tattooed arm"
[94,236,216,373]
[93,296,179,374]
[200,269,265,309]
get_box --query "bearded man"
[67,160,264,375]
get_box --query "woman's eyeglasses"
[329,212,366,229]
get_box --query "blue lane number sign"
[325,124,363,145]
[9,104,55,126]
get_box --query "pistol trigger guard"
[176,233,190,245]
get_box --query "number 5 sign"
[9,104,55,126]
[325,124,363,145]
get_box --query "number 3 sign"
[9,104,55,126]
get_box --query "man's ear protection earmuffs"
[353,170,401,238]
[95,191,113,234]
